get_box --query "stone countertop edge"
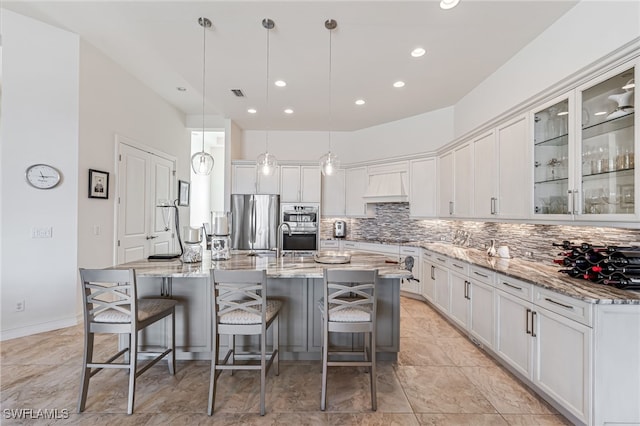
[413,241,640,305]
[115,251,413,281]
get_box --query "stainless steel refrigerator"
[230,194,280,251]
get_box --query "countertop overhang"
[116,250,413,280]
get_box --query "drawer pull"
[452,263,464,269]
[502,282,523,291]
[437,257,446,262]
[474,271,489,278]
[544,298,574,310]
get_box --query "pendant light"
[191,17,214,175]
[320,19,340,176]
[256,18,278,177]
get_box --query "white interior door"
[117,143,175,263]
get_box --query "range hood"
[362,172,409,203]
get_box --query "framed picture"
[88,169,109,199]
[178,180,190,206]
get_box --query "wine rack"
[553,240,640,289]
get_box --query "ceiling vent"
[230,89,245,97]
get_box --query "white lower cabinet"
[495,288,533,378]
[495,275,591,425]
[433,258,450,313]
[468,278,494,348]
[533,305,591,424]
[449,271,469,329]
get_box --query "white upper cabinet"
[533,59,638,222]
[497,114,530,218]
[454,142,474,217]
[322,168,346,216]
[280,165,321,203]
[232,164,257,194]
[345,166,371,217]
[473,131,498,218]
[232,163,280,194]
[438,151,454,217]
[409,158,437,218]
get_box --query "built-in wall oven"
[280,203,319,254]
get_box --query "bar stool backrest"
[80,268,138,332]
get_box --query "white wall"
[77,39,189,272]
[1,10,80,338]
[454,1,640,139]
[237,106,454,164]
[0,9,191,339]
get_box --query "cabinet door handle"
[466,281,471,300]
[544,297,574,310]
[567,190,573,215]
[573,189,579,215]
[449,201,454,215]
[474,271,489,278]
[531,310,537,337]
[525,308,531,334]
[431,265,435,280]
[490,197,498,215]
[463,280,468,299]
[502,281,522,291]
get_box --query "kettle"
[333,220,346,238]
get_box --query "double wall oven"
[280,203,319,254]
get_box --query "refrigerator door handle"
[250,196,256,244]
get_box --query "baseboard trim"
[0,317,79,341]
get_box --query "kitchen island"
[116,251,412,360]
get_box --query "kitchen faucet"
[277,223,292,258]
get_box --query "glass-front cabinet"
[534,97,571,215]
[533,60,637,221]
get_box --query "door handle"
[431,265,435,280]
[449,201,454,215]
[526,308,531,334]
[531,310,537,337]
[490,197,497,215]
[146,235,158,240]
[464,281,471,300]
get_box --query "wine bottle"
[558,268,583,278]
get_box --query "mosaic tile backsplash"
[320,203,640,262]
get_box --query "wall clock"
[25,164,61,189]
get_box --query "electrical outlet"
[31,227,53,238]
[15,300,25,312]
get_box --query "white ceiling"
[4,1,578,132]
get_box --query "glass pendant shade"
[320,151,340,176]
[191,150,214,175]
[257,151,278,176]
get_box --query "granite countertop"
[414,241,640,305]
[117,250,413,280]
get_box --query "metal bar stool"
[319,268,378,411]
[208,269,281,416]
[78,268,177,415]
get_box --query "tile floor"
[0,297,572,425]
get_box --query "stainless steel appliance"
[231,194,280,251]
[280,203,319,253]
[333,220,346,238]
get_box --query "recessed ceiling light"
[247,108,257,114]
[176,87,187,91]
[355,99,366,106]
[557,111,569,116]
[594,111,608,116]
[284,108,294,114]
[275,80,287,87]
[411,47,426,58]
[393,81,405,88]
[440,0,460,10]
